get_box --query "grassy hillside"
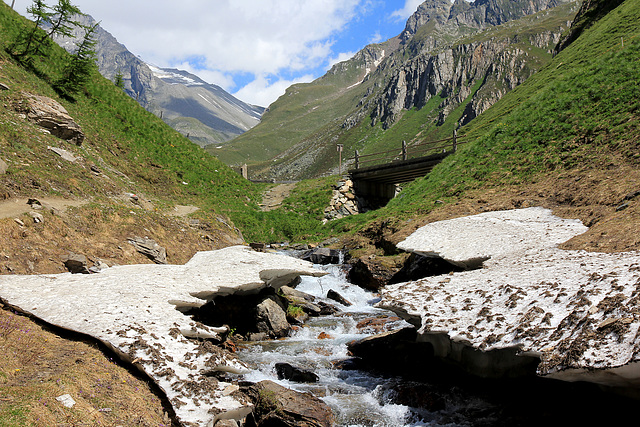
[335,0,639,255]
[0,3,335,248]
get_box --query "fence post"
[402,140,407,161]
[355,150,360,169]
[453,129,458,152]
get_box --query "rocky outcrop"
[554,0,626,54]
[243,380,334,427]
[127,236,168,264]
[378,208,640,395]
[18,92,84,145]
[0,246,326,426]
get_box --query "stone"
[255,297,290,338]
[0,158,7,175]
[29,211,44,223]
[21,92,85,145]
[347,257,396,291]
[275,362,319,383]
[0,82,9,91]
[301,247,342,265]
[47,145,77,162]
[63,253,90,274]
[128,236,167,264]
[243,380,334,427]
[327,289,351,306]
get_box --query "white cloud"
[233,73,315,107]
[390,0,424,22]
[5,0,395,106]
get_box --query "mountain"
[53,14,264,148]
[218,0,578,180]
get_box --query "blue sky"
[6,0,425,107]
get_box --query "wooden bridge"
[348,132,463,208]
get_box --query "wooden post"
[402,140,407,161]
[337,144,343,175]
[453,129,458,152]
[355,150,360,169]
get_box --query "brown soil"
[0,304,176,426]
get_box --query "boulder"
[347,257,396,291]
[301,247,342,265]
[63,253,90,274]
[279,286,338,316]
[275,362,319,383]
[243,380,334,427]
[128,236,167,264]
[21,92,85,145]
[255,297,290,338]
[327,289,351,306]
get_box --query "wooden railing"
[353,131,465,170]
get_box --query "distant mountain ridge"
[219,0,577,180]
[53,14,264,148]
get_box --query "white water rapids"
[237,260,502,426]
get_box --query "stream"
[237,259,505,426]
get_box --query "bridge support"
[353,180,399,210]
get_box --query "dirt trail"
[260,183,297,211]
[0,197,88,219]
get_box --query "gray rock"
[47,146,77,162]
[63,253,90,274]
[327,289,352,306]
[128,236,167,264]
[243,380,334,427]
[275,362,319,383]
[29,211,44,223]
[21,92,85,145]
[255,297,290,338]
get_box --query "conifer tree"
[11,0,53,58]
[55,22,98,97]
[46,0,83,40]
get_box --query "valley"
[1,0,639,425]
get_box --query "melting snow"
[0,246,325,426]
[382,208,640,389]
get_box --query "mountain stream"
[238,257,503,426]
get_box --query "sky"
[6,0,425,107]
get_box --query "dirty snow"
[0,246,325,426]
[382,208,640,389]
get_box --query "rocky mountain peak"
[402,0,453,41]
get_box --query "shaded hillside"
[53,14,264,148]
[217,0,577,180]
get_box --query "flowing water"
[238,259,504,426]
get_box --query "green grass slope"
[0,3,329,244]
[348,0,639,228]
